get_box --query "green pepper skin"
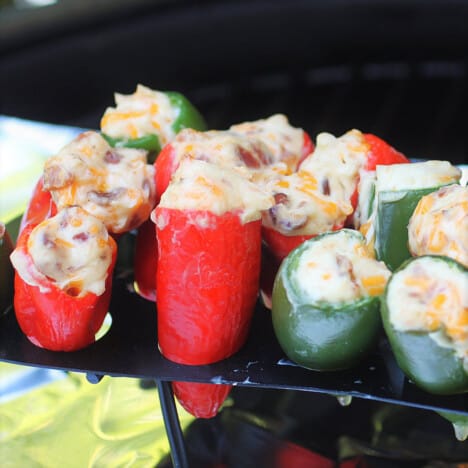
[375,187,442,271]
[0,223,14,313]
[381,257,468,395]
[102,133,161,153]
[101,91,206,162]
[166,91,207,133]
[271,233,382,371]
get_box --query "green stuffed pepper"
[100,84,206,161]
[382,255,468,395]
[272,229,391,371]
[360,161,461,271]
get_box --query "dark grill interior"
[188,60,467,164]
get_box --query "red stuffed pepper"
[266,129,409,259]
[154,159,272,416]
[138,114,311,303]
[10,207,117,351]
[259,130,407,306]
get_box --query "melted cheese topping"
[43,131,155,234]
[260,130,368,235]
[387,256,468,367]
[169,127,274,173]
[408,184,468,267]
[156,159,274,225]
[292,230,391,304]
[11,207,112,297]
[375,160,461,193]
[100,84,177,145]
[230,114,305,169]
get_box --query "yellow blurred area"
[0,363,194,467]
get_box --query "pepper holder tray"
[1,274,466,468]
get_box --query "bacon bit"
[321,178,330,196]
[43,165,73,190]
[42,233,56,248]
[104,150,122,164]
[72,232,89,242]
[88,188,126,205]
[336,254,358,288]
[238,147,262,168]
[274,193,288,205]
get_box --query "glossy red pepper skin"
[19,177,57,232]
[154,143,178,203]
[133,219,157,301]
[13,224,117,351]
[363,133,410,170]
[296,131,315,169]
[345,133,409,227]
[172,381,232,419]
[156,208,262,364]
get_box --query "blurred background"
[1,1,467,466]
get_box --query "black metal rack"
[1,268,467,467]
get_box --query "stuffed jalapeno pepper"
[10,207,117,351]
[100,84,206,159]
[42,131,155,235]
[362,161,461,271]
[382,255,467,395]
[408,184,468,267]
[272,229,391,371]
